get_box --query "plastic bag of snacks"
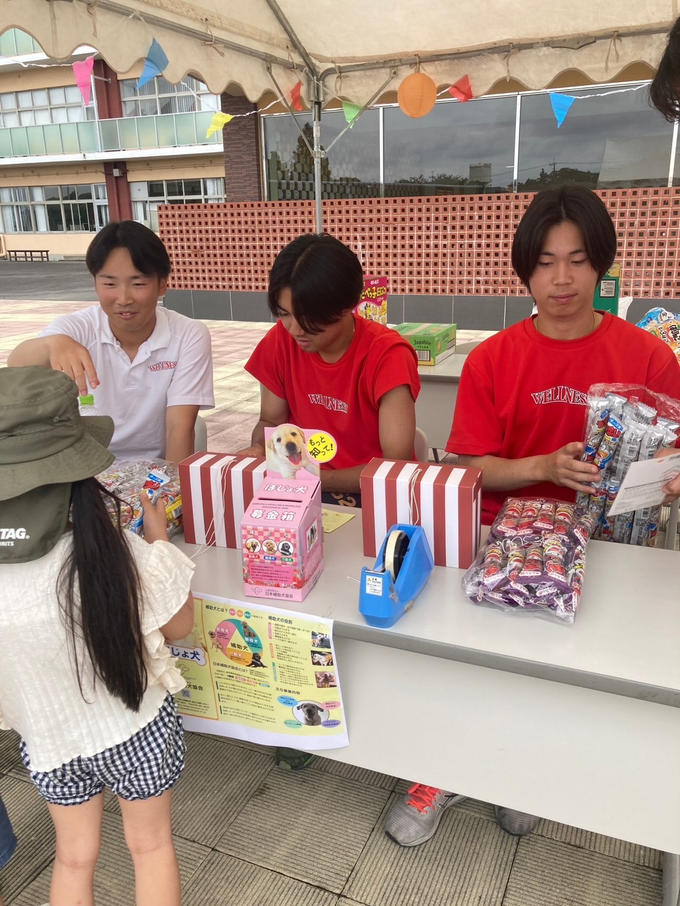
[576,384,680,546]
[636,308,680,363]
[462,498,596,623]
[97,460,182,538]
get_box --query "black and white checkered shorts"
[21,694,185,806]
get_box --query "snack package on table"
[97,460,182,537]
[462,497,596,624]
[636,308,680,363]
[576,383,680,546]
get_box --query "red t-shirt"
[246,315,420,470]
[447,313,680,524]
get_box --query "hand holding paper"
[606,451,680,516]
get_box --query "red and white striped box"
[179,453,267,548]
[360,458,482,569]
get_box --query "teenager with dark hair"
[243,233,420,498]
[650,17,680,122]
[383,186,680,848]
[8,221,214,462]
[0,367,195,906]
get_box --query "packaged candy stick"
[635,402,657,424]
[572,512,597,547]
[554,502,574,533]
[593,416,624,470]
[482,541,506,589]
[506,544,526,582]
[605,392,627,417]
[613,419,646,481]
[630,506,655,546]
[638,424,666,461]
[582,403,609,463]
[598,480,620,541]
[657,418,680,447]
[515,501,540,535]
[496,499,523,535]
[518,543,543,581]
[534,501,556,531]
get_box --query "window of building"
[0,85,94,128]
[120,76,220,117]
[264,108,380,200]
[0,184,108,232]
[130,177,225,230]
[262,80,677,200]
[384,95,516,196]
[518,84,673,190]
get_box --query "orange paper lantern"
[398,72,437,118]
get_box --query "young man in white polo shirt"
[9,221,214,462]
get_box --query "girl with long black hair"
[0,366,194,906]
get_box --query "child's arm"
[139,494,195,640]
[160,592,195,642]
[238,385,290,456]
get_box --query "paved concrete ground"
[0,260,97,303]
[0,278,666,904]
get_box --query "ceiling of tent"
[0,0,677,106]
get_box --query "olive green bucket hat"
[0,366,115,562]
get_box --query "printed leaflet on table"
[171,593,348,750]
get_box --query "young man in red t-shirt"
[242,233,420,504]
[384,186,680,847]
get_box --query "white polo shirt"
[41,305,214,460]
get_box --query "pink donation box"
[179,453,267,548]
[360,458,482,568]
[241,476,323,601]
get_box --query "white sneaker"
[384,783,466,846]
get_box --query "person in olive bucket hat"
[0,366,195,906]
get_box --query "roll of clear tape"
[383,529,410,581]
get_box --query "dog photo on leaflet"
[293,700,328,726]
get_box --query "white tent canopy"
[0,0,676,105]
[2,0,676,231]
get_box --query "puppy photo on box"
[265,424,320,479]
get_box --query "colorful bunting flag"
[206,112,234,138]
[72,56,95,107]
[290,80,303,111]
[550,93,575,128]
[137,38,169,90]
[448,75,473,102]
[342,101,361,127]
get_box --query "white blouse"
[0,531,194,771]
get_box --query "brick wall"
[158,186,680,298]
[220,95,262,202]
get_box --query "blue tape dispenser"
[359,523,434,628]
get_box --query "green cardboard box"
[594,262,620,316]
[393,322,456,365]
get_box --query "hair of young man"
[58,478,147,712]
[85,220,171,280]
[267,233,364,334]
[511,186,617,286]
[650,17,680,122]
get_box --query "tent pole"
[313,95,323,234]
